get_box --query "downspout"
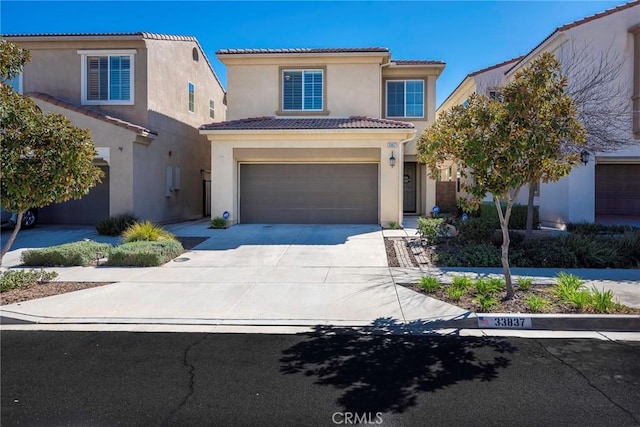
[380,58,392,118]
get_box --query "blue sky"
[1,0,626,107]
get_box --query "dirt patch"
[1,281,112,306]
[385,238,400,267]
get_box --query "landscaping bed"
[1,281,112,306]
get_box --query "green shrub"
[0,269,58,292]
[210,216,227,229]
[567,222,638,235]
[122,221,175,243]
[106,240,184,267]
[446,286,465,301]
[517,277,534,291]
[420,276,441,293]
[512,238,577,268]
[451,275,474,290]
[471,202,538,230]
[591,287,616,313]
[570,290,593,311]
[558,234,624,268]
[613,232,640,268]
[96,212,138,236]
[439,243,501,267]
[417,217,448,244]
[554,272,585,302]
[490,230,525,247]
[21,241,112,267]
[475,294,499,312]
[456,217,495,244]
[474,277,503,296]
[525,295,549,313]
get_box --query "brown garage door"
[40,165,110,225]
[240,163,378,224]
[595,164,640,216]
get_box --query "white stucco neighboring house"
[437,0,640,227]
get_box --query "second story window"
[3,73,22,94]
[188,82,195,112]
[282,69,323,111]
[209,99,215,119]
[79,50,135,105]
[386,80,424,118]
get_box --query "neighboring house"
[437,0,640,227]
[2,32,226,225]
[200,48,444,226]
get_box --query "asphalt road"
[1,330,639,426]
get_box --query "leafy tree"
[0,40,103,264]
[417,53,586,298]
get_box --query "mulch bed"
[1,281,112,306]
[384,238,400,267]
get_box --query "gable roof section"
[392,59,445,66]
[199,116,414,131]
[505,0,640,74]
[2,32,225,92]
[27,92,157,138]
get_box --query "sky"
[0,0,627,107]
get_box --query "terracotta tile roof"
[216,47,390,55]
[393,59,445,65]
[506,0,639,74]
[27,92,157,138]
[468,56,525,77]
[199,116,415,131]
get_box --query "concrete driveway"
[0,221,468,328]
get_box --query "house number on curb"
[478,316,532,329]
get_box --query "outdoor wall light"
[390,151,396,168]
[580,150,590,165]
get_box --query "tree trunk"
[493,197,515,299]
[525,182,536,240]
[0,211,23,266]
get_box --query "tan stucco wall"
[221,55,385,120]
[32,98,137,217]
[11,37,150,126]
[204,130,415,226]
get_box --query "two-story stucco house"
[438,0,640,227]
[200,48,445,226]
[3,32,226,225]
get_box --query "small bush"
[0,269,58,292]
[558,234,624,268]
[517,277,534,291]
[512,238,577,268]
[439,243,501,267]
[475,294,499,312]
[96,212,138,236]
[470,202,538,230]
[614,232,640,268]
[420,276,441,293]
[122,221,175,243]
[456,218,494,244]
[451,275,474,290]
[106,240,184,267]
[567,222,638,235]
[570,290,593,311]
[490,230,525,247]
[417,217,448,244]
[446,286,465,301]
[525,295,550,313]
[210,217,227,229]
[591,287,616,313]
[554,272,585,302]
[474,277,503,296]
[21,241,112,267]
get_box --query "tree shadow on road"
[280,318,517,414]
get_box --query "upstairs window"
[282,69,323,111]
[209,99,215,119]
[386,80,424,118]
[3,73,22,93]
[488,90,503,101]
[188,82,195,112]
[79,50,135,105]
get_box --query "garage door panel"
[240,164,378,224]
[595,164,640,216]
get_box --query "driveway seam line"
[388,266,408,328]
[220,282,258,319]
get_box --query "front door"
[403,162,417,213]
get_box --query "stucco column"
[210,141,236,224]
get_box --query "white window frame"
[78,49,136,105]
[281,69,324,112]
[209,98,215,119]
[188,82,195,113]
[385,79,425,119]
